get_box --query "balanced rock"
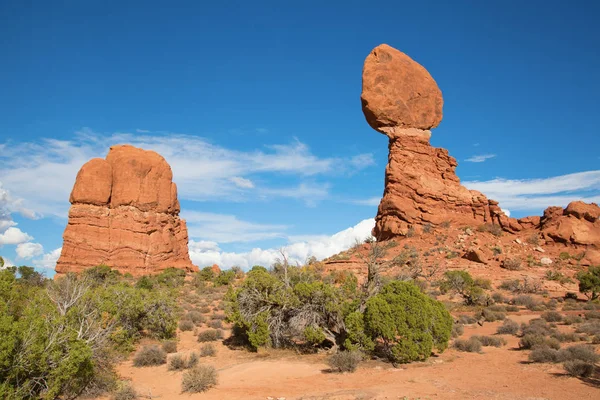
[56,145,197,276]
[362,44,502,240]
[540,201,600,246]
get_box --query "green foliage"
[196,267,216,283]
[0,266,179,398]
[303,326,326,345]
[343,311,374,351]
[214,269,236,287]
[576,266,600,301]
[155,267,186,287]
[364,281,452,364]
[439,270,489,305]
[0,256,4,268]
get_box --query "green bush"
[214,270,236,286]
[327,351,362,372]
[364,281,452,364]
[576,266,600,301]
[133,345,167,367]
[181,365,218,393]
[439,271,489,305]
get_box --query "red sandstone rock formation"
[56,145,197,276]
[362,44,599,250]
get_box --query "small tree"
[439,270,489,305]
[576,266,600,301]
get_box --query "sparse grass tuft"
[472,335,506,347]
[200,343,217,357]
[198,329,223,342]
[179,320,195,332]
[181,365,218,393]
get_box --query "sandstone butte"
[55,145,198,276]
[361,43,600,249]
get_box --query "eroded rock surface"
[56,145,197,276]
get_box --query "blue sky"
[1,1,599,273]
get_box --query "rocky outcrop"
[56,145,197,276]
[362,44,600,250]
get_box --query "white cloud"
[229,176,255,189]
[501,208,511,217]
[189,218,375,269]
[464,170,600,212]
[0,130,374,217]
[465,154,496,163]
[16,242,44,259]
[183,211,287,243]
[0,227,33,246]
[33,247,62,269]
[349,153,376,170]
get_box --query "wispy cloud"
[350,197,381,206]
[464,170,600,212]
[0,129,375,217]
[183,211,288,243]
[465,154,496,163]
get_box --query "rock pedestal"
[56,145,197,276]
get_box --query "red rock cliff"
[56,145,197,276]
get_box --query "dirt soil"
[101,315,599,400]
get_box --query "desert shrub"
[576,266,600,301]
[111,381,138,400]
[545,299,559,310]
[200,344,217,357]
[529,346,561,363]
[551,332,585,343]
[214,270,236,287]
[487,304,507,312]
[585,310,600,319]
[512,295,540,309]
[519,334,560,350]
[179,319,195,331]
[195,267,216,283]
[187,352,199,368]
[167,354,187,371]
[563,300,585,311]
[198,329,222,342]
[521,319,555,336]
[501,278,542,294]
[186,311,204,325]
[583,303,600,310]
[541,311,563,322]
[576,321,600,336]
[477,223,502,237]
[492,292,509,304]
[499,279,522,292]
[502,257,522,271]
[564,360,595,377]
[133,345,167,367]
[453,337,482,353]
[181,365,218,393]
[506,305,520,312]
[526,234,540,245]
[154,267,186,288]
[563,315,583,325]
[497,319,520,335]
[458,314,478,325]
[482,308,505,322]
[364,281,453,364]
[439,270,489,305]
[327,351,363,373]
[472,335,506,347]
[559,344,600,363]
[200,306,211,314]
[209,320,223,329]
[162,340,177,353]
[211,312,226,320]
[451,323,464,338]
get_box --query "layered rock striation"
[56,145,197,276]
[362,44,599,248]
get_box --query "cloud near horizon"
[465,154,496,163]
[0,129,375,219]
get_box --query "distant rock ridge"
[56,145,197,276]
[362,44,599,248]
